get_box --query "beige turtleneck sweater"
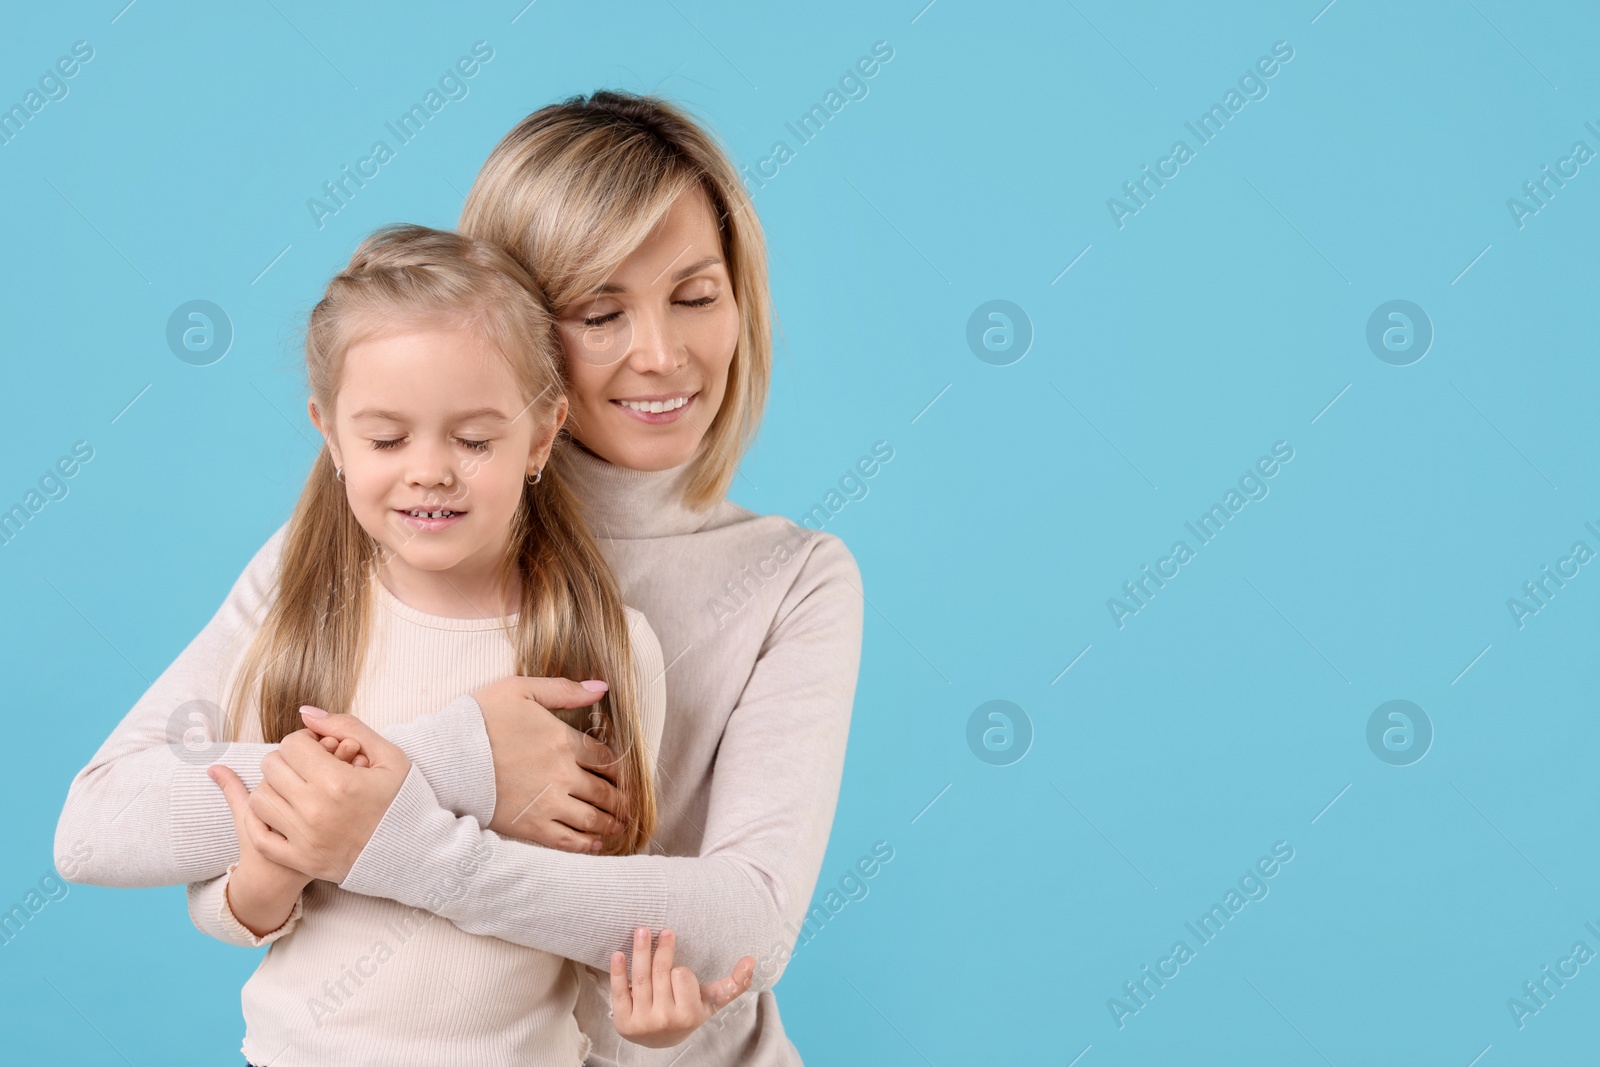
[56,442,865,1066]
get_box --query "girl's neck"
[376,555,519,619]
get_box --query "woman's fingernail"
[580,680,609,693]
[300,705,328,719]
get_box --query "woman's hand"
[470,675,632,853]
[609,927,756,1048]
[243,706,412,883]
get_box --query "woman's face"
[310,322,565,609]
[555,187,741,472]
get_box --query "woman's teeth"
[406,509,457,518]
[618,396,689,413]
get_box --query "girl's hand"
[208,729,370,938]
[247,707,412,883]
[209,764,314,938]
[316,733,371,767]
[609,927,755,1048]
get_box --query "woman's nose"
[626,308,685,373]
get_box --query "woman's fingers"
[567,766,630,826]
[554,795,625,840]
[513,676,610,712]
[249,777,301,839]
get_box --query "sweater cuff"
[170,756,263,879]
[338,762,453,901]
[388,694,496,825]
[214,863,304,947]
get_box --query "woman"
[56,91,862,1066]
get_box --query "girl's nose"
[407,442,456,489]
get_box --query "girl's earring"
[527,468,542,485]
[335,466,344,482]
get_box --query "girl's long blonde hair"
[459,90,772,510]
[225,223,656,855]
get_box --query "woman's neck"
[558,441,716,540]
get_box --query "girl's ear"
[527,397,570,474]
[307,398,344,468]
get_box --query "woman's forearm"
[54,524,495,888]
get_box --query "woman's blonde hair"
[225,223,656,855]
[459,90,771,509]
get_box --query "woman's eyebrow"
[590,255,723,295]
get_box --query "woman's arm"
[53,526,497,887]
[326,536,864,991]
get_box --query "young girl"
[183,223,747,1064]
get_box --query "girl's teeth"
[619,396,688,413]
[408,509,455,519]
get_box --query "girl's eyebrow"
[350,407,511,422]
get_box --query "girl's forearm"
[226,858,311,939]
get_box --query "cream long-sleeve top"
[190,576,665,1067]
[55,442,865,1066]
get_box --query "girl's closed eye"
[369,437,493,452]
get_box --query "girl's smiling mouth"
[395,507,467,532]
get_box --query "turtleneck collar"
[556,440,721,540]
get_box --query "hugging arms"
[54,519,861,989]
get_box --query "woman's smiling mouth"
[612,391,697,423]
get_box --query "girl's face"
[555,187,741,472]
[310,322,566,613]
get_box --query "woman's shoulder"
[705,503,864,615]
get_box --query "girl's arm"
[326,536,863,992]
[188,862,308,947]
[54,525,499,888]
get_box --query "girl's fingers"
[670,965,701,1019]
[319,735,340,754]
[703,956,756,1012]
[352,754,370,768]
[609,950,633,1017]
[630,927,654,1005]
[652,929,677,1006]
[208,765,248,814]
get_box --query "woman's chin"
[577,432,699,473]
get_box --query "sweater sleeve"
[339,534,863,991]
[54,525,499,888]
[186,867,305,948]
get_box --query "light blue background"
[3,1,1597,1063]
